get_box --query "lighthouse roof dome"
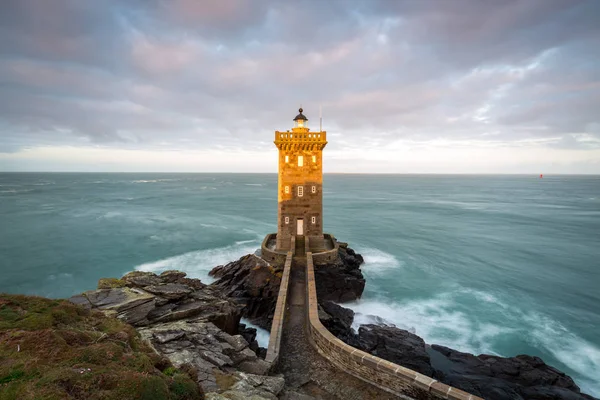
[293,108,308,121]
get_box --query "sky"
[0,0,599,173]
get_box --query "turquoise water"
[1,173,599,395]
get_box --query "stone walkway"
[275,246,397,400]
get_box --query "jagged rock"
[144,283,194,300]
[239,323,262,354]
[160,270,188,283]
[318,301,355,342]
[138,321,269,393]
[122,270,162,287]
[208,371,284,400]
[356,324,434,377]
[429,345,597,400]
[210,254,283,330]
[69,272,242,333]
[314,245,365,303]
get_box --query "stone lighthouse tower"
[274,108,327,251]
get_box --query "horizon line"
[1,171,599,176]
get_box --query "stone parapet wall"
[264,249,294,366]
[311,233,339,265]
[306,252,483,400]
[261,233,288,266]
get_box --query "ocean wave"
[134,240,260,282]
[131,178,181,184]
[0,188,34,194]
[356,247,402,273]
[347,297,480,353]
[524,312,600,395]
[200,223,229,230]
[244,183,264,186]
[346,290,600,395]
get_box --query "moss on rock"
[97,278,126,289]
[0,294,204,400]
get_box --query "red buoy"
[540,174,543,178]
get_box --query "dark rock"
[356,324,434,377]
[314,245,365,303]
[210,254,283,330]
[429,345,596,400]
[160,270,187,283]
[122,271,162,288]
[318,301,355,342]
[238,323,257,346]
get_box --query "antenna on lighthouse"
[320,105,322,131]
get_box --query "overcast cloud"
[0,0,599,172]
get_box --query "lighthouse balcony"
[274,131,327,143]
[260,233,339,267]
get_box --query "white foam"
[356,247,402,273]
[524,312,600,395]
[240,318,270,348]
[244,183,264,186]
[347,291,600,396]
[134,241,260,282]
[131,178,181,184]
[347,291,512,356]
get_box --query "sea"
[0,173,599,395]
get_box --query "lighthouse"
[273,108,327,251]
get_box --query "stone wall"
[261,233,288,266]
[264,248,294,367]
[306,252,483,400]
[311,234,339,265]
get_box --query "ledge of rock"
[70,270,242,334]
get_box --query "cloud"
[0,0,599,171]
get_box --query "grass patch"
[0,294,204,400]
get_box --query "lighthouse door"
[296,219,304,236]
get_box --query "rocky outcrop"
[318,301,597,400]
[205,371,285,400]
[318,300,355,343]
[209,254,282,330]
[313,242,365,303]
[356,324,435,377]
[428,345,597,400]
[138,320,272,392]
[70,270,242,334]
[69,270,271,394]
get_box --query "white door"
[296,219,304,235]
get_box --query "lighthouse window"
[311,186,316,193]
[285,186,289,194]
[285,155,289,163]
[311,216,316,224]
[298,186,303,197]
[297,156,304,167]
[285,217,289,224]
[312,155,316,163]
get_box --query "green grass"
[0,294,204,400]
